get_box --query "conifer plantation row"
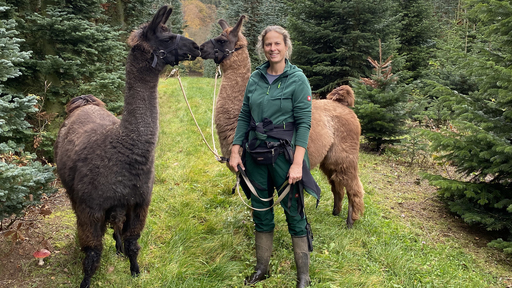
[1,0,511,255]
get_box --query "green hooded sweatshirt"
[233,59,312,148]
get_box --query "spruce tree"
[0,3,56,222]
[423,0,512,252]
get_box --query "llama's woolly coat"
[54,6,200,288]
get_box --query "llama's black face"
[151,32,200,66]
[199,33,234,64]
[199,15,245,64]
[145,6,200,67]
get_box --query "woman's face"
[263,31,288,66]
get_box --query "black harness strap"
[210,38,244,64]
[152,34,182,68]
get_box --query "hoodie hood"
[255,59,303,80]
[254,59,304,108]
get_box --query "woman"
[229,26,319,288]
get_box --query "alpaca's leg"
[343,171,365,228]
[330,170,363,228]
[345,193,355,229]
[77,214,106,288]
[121,204,148,276]
[329,178,345,217]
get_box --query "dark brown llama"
[199,17,364,228]
[54,6,200,288]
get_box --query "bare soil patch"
[0,188,76,288]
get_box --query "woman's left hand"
[287,162,303,184]
[288,146,306,184]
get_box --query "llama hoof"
[80,278,91,288]
[346,219,354,229]
[130,265,141,277]
[332,207,341,216]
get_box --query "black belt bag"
[247,142,281,165]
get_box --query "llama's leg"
[124,236,141,276]
[109,207,126,255]
[122,204,149,276]
[81,246,103,288]
[77,214,107,288]
[113,230,123,255]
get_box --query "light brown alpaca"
[54,7,200,288]
[199,17,364,228]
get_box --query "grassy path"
[6,77,510,287]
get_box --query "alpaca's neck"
[215,48,251,157]
[119,48,160,147]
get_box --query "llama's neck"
[119,48,160,147]
[215,48,251,157]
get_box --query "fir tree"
[0,3,56,222]
[5,0,126,115]
[396,0,439,82]
[288,0,400,96]
[352,40,409,150]
[3,0,160,160]
[423,0,512,252]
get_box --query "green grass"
[23,77,511,287]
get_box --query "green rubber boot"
[292,236,311,288]
[245,231,273,285]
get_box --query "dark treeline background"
[1,0,511,254]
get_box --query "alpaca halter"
[209,38,244,64]
[151,34,182,68]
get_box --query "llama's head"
[128,6,200,68]
[199,15,247,64]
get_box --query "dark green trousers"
[245,152,307,236]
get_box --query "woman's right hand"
[229,145,244,172]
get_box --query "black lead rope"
[152,34,182,68]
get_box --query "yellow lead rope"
[174,68,222,161]
[236,170,291,211]
[174,67,292,211]
[211,66,221,160]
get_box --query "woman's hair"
[256,25,293,60]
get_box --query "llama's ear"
[148,6,168,33]
[162,7,173,26]
[230,15,246,36]
[218,19,229,31]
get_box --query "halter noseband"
[152,34,182,68]
[210,38,244,64]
